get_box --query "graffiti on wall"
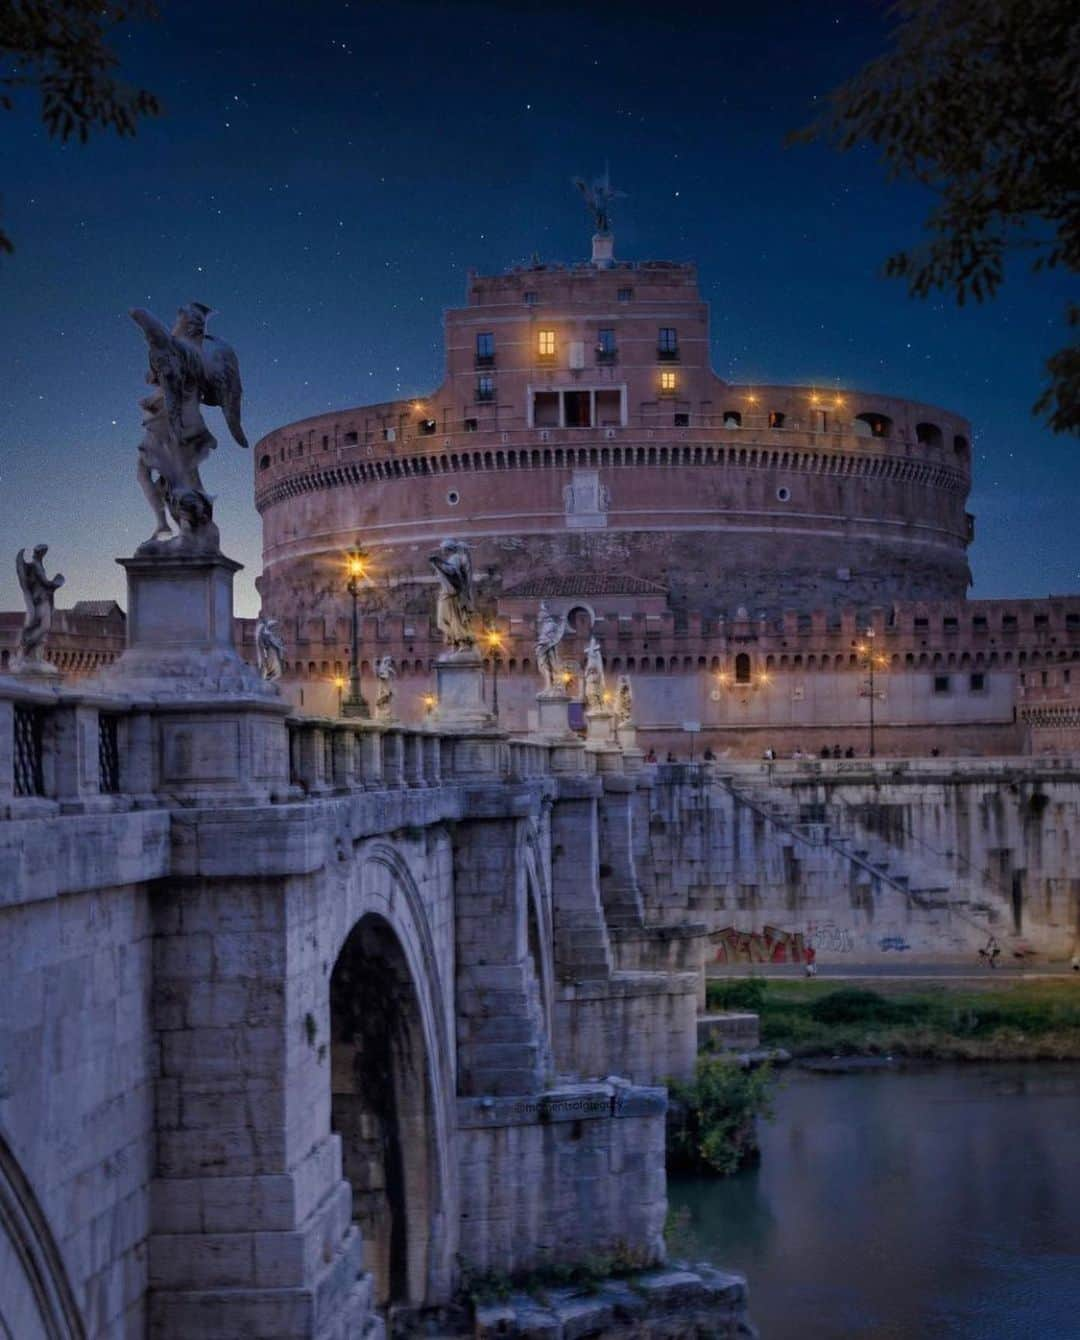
[712,924,813,964]
[878,934,911,952]
[712,920,861,963]
[806,921,856,954]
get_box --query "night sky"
[1,0,1075,618]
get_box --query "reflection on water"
[668,1064,1080,1340]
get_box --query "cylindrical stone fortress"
[255,257,973,629]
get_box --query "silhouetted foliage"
[0,0,161,253]
[795,0,1080,435]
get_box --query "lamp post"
[856,627,888,758]
[342,549,370,719]
[484,627,504,720]
[334,676,345,716]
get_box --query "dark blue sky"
[1,0,1075,617]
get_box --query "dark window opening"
[916,422,943,447]
[969,672,986,692]
[524,290,538,306]
[657,327,679,359]
[934,674,950,694]
[259,454,271,470]
[419,419,437,435]
[973,616,988,631]
[722,410,742,428]
[734,652,752,684]
[769,410,786,429]
[855,411,892,439]
[475,332,495,366]
[617,287,633,302]
[954,434,969,454]
[464,417,478,432]
[476,376,495,402]
[343,431,358,446]
[673,412,690,428]
[564,391,591,428]
[596,328,617,362]
[1003,615,1018,631]
[1034,614,1049,628]
[944,617,958,633]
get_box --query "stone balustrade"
[0,673,639,821]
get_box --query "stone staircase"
[717,773,1008,949]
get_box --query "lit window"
[659,370,677,394]
[537,330,556,359]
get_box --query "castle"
[250,235,1079,755]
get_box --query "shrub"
[807,987,899,1026]
[667,1055,775,1176]
[708,977,768,1012]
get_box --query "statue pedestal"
[585,709,616,747]
[585,709,622,774]
[615,721,637,751]
[533,692,574,739]
[89,549,287,803]
[99,550,274,698]
[434,652,492,730]
[9,657,61,680]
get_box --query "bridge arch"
[327,841,455,1311]
[0,1129,85,1338]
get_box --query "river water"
[668,1063,1080,1339]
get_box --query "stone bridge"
[0,664,705,1338]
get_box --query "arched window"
[916,422,943,447]
[734,653,751,684]
[954,434,969,455]
[722,409,742,428]
[854,412,892,439]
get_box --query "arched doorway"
[330,914,436,1311]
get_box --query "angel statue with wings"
[429,539,476,653]
[374,655,397,721]
[534,600,569,697]
[130,302,248,553]
[255,615,286,682]
[584,636,607,711]
[14,545,65,670]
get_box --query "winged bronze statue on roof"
[129,302,248,553]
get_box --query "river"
[668,1063,1080,1339]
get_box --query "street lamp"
[343,548,370,718]
[484,626,504,720]
[855,628,889,758]
[333,675,345,716]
